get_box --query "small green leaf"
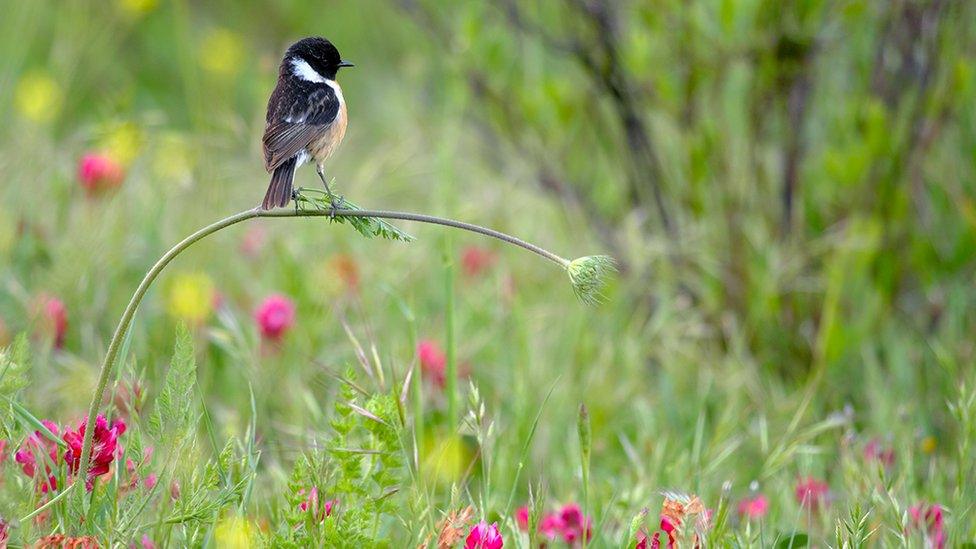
[294,189,414,242]
[776,533,809,549]
[149,323,198,439]
[5,396,66,448]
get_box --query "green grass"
[1,0,975,547]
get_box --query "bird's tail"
[262,157,297,210]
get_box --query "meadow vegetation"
[1,1,975,547]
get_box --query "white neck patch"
[291,57,326,83]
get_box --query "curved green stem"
[75,205,571,491]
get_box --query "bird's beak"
[338,60,355,68]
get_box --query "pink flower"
[35,294,67,349]
[635,530,649,549]
[558,503,593,543]
[239,225,268,259]
[418,340,447,388]
[909,503,945,549]
[461,246,495,278]
[795,477,829,511]
[539,512,564,541]
[14,420,60,492]
[464,521,503,549]
[62,415,126,490]
[0,517,8,547]
[144,473,158,490]
[0,439,7,462]
[864,439,895,467]
[298,487,336,522]
[140,534,156,549]
[737,494,769,520]
[78,152,124,195]
[515,506,529,531]
[254,294,296,341]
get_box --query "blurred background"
[1,0,975,544]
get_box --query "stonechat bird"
[261,37,354,210]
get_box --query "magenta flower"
[461,246,495,278]
[909,503,945,549]
[795,477,829,510]
[417,340,447,388]
[140,534,156,549]
[737,494,769,520]
[144,473,158,490]
[539,512,564,541]
[864,439,895,468]
[62,415,126,490]
[14,420,60,492]
[558,503,593,543]
[78,152,124,195]
[0,518,8,547]
[254,294,296,341]
[298,487,337,522]
[515,506,529,531]
[464,521,503,549]
[35,294,68,349]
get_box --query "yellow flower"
[118,0,157,15]
[921,435,937,455]
[99,121,143,167]
[14,71,63,123]
[200,28,245,77]
[166,272,215,324]
[421,433,470,485]
[214,516,256,549]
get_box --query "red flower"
[418,340,446,388]
[863,439,895,468]
[737,494,769,520]
[14,420,60,492]
[254,294,296,341]
[515,506,529,531]
[794,477,829,510]
[635,530,649,549]
[909,503,945,549]
[62,415,126,490]
[0,517,8,547]
[464,521,503,549]
[461,246,495,278]
[78,153,124,196]
[35,295,67,349]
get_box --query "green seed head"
[566,255,616,305]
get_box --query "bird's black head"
[284,37,354,81]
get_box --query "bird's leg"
[316,164,344,219]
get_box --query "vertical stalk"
[444,235,458,434]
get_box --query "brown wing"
[262,85,341,172]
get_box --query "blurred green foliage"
[0,0,975,545]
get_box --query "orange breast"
[309,101,347,164]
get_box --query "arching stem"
[75,205,571,493]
